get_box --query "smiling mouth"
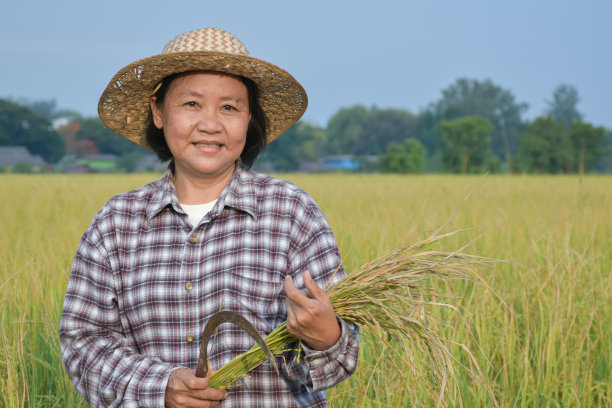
[194,143,222,149]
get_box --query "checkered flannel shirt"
[60,162,359,407]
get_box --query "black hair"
[145,72,268,168]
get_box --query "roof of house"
[0,146,47,166]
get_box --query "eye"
[222,104,238,111]
[184,101,198,108]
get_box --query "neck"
[172,162,236,204]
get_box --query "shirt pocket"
[228,268,286,335]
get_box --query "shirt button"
[189,235,197,243]
[186,333,194,342]
[185,282,193,291]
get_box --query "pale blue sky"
[2,0,610,128]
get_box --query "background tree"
[326,106,418,156]
[517,116,571,173]
[325,105,367,155]
[359,108,418,155]
[12,98,58,121]
[11,162,34,173]
[592,128,612,173]
[76,117,147,156]
[256,121,326,171]
[546,84,582,129]
[117,152,146,173]
[379,138,426,173]
[435,115,494,174]
[423,78,527,165]
[9,98,82,122]
[568,122,607,175]
[0,98,65,163]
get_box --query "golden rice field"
[1,173,611,407]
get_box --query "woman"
[60,27,359,408]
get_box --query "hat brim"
[98,51,308,150]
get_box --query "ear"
[150,96,163,129]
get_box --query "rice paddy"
[1,173,611,407]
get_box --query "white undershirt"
[180,200,217,228]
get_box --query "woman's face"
[150,71,250,183]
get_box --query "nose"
[196,108,223,134]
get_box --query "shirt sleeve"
[59,224,181,408]
[281,196,360,392]
[283,318,359,392]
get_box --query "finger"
[197,387,229,401]
[284,275,313,307]
[284,275,298,297]
[303,271,328,303]
[285,297,298,327]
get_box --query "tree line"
[259,80,611,174]
[1,78,610,174]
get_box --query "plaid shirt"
[60,162,359,408]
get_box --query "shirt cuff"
[300,318,355,391]
[136,362,182,408]
[301,317,346,357]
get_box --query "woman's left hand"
[284,271,341,350]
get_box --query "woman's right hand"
[164,368,228,407]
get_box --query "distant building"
[298,155,361,172]
[322,155,360,171]
[77,154,119,172]
[0,146,49,171]
[56,154,119,173]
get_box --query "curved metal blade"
[195,310,279,378]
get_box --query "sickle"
[195,310,280,378]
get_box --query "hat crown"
[99,27,307,148]
[161,27,250,56]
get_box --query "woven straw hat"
[98,27,308,149]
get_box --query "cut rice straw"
[208,228,501,407]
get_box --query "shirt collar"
[146,163,181,221]
[146,160,258,222]
[219,161,258,219]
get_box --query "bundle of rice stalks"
[208,229,499,406]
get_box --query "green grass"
[1,174,611,407]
